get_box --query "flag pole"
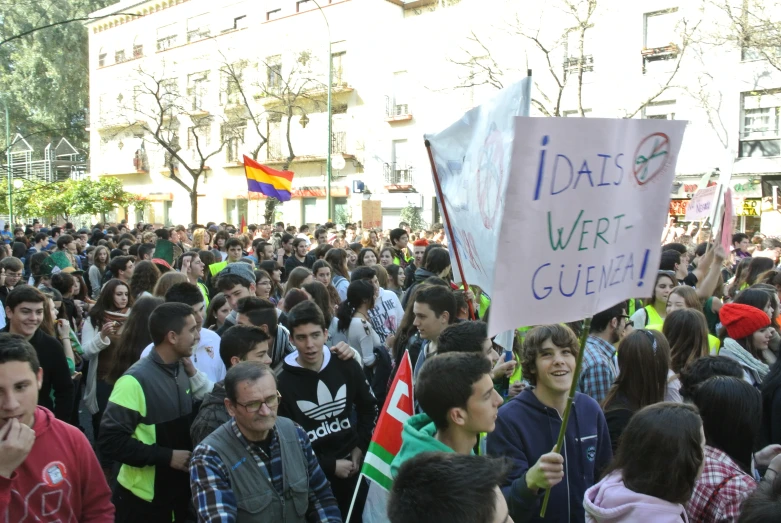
[424,139,475,320]
[539,316,592,517]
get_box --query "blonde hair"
[192,228,210,250]
[152,271,188,297]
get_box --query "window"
[564,27,595,74]
[232,15,247,30]
[563,109,593,117]
[267,9,281,21]
[187,13,211,43]
[226,199,248,226]
[115,50,126,64]
[161,78,179,111]
[157,23,178,51]
[188,122,212,152]
[98,52,107,67]
[644,9,678,48]
[222,121,246,162]
[643,100,676,120]
[133,44,143,59]
[188,72,209,111]
[267,56,282,93]
[221,66,244,106]
[267,118,282,159]
[332,52,345,86]
[388,71,410,116]
[297,0,311,12]
[740,91,781,157]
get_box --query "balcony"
[263,131,356,166]
[642,44,679,73]
[385,97,413,123]
[384,163,414,186]
[563,55,594,74]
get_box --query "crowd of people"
[3,217,781,522]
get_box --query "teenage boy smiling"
[487,324,612,523]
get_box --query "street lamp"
[310,0,332,220]
[0,100,11,227]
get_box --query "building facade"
[87,0,781,234]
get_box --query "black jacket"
[3,326,74,422]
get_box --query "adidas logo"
[297,381,347,421]
[307,418,352,442]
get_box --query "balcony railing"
[332,131,347,154]
[384,163,413,184]
[563,55,594,73]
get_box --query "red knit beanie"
[719,303,771,340]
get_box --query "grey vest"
[203,417,310,522]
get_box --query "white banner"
[425,78,531,294]
[685,185,718,221]
[489,118,687,335]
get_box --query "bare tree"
[450,0,697,118]
[108,66,228,224]
[708,0,781,73]
[220,50,326,223]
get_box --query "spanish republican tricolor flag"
[243,155,294,202]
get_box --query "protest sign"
[361,200,382,229]
[720,188,735,252]
[489,118,687,335]
[685,185,718,221]
[424,77,531,293]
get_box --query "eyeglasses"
[620,315,634,327]
[235,391,282,413]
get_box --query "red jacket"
[0,406,114,522]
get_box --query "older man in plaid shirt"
[576,302,628,405]
[190,361,341,522]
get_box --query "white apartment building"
[87,0,781,234]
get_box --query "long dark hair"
[602,402,703,504]
[325,248,350,281]
[603,330,670,412]
[303,280,334,326]
[204,292,228,330]
[258,260,283,299]
[692,375,762,473]
[744,257,776,288]
[663,309,709,375]
[89,279,133,328]
[106,296,164,384]
[336,279,375,332]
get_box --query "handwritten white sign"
[425,78,531,295]
[685,185,718,221]
[488,118,687,335]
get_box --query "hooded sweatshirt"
[584,471,689,522]
[0,407,115,521]
[390,413,455,477]
[487,389,612,523]
[400,268,437,310]
[277,346,378,477]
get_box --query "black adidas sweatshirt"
[278,348,377,477]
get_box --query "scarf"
[721,338,770,381]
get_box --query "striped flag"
[243,155,294,201]
[348,351,413,521]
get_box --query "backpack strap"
[704,474,740,514]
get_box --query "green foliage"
[0,177,142,222]
[0,0,114,152]
[400,202,427,232]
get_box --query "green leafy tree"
[0,0,116,153]
[400,202,427,232]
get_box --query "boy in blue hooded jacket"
[487,324,612,523]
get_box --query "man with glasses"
[576,301,629,405]
[190,361,341,522]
